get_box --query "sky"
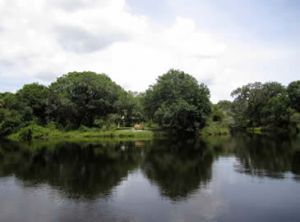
[0,0,299,102]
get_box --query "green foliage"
[211,105,224,122]
[287,81,300,112]
[231,82,291,128]
[216,101,234,126]
[144,69,211,133]
[0,71,145,137]
[114,91,144,126]
[290,110,300,131]
[0,93,25,136]
[48,71,126,128]
[201,122,230,136]
[9,125,159,142]
[216,100,232,112]
[201,103,232,136]
[0,108,22,137]
[11,123,60,141]
[16,83,49,124]
[0,69,300,137]
[94,114,120,130]
[0,92,19,110]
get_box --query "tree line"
[230,81,300,131]
[0,69,300,137]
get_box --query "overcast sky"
[0,0,299,102]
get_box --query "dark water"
[0,134,300,222]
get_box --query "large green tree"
[16,83,50,124]
[0,93,23,136]
[143,69,211,132]
[231,82,290,128]
[48,71,129,128]
[287,81,300,112]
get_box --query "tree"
[114,91,145,126]
[48,71,127,128]
[0,93,26,136]
[287,81,300,112]
[231,82,290,128]
[16,83,49,124]
[216,100,232,112]
[143,69,211,133]
[0,108,22,137]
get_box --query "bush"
[18,127,33,141]
[201,122,230,136]
[13,124,59,141]
[94,115,120,130]
[0,109,22,137]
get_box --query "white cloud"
[0,0,297,102]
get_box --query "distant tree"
[115,91,145,126]
[216,100,232,112]
[143,69,211,133]
[211,105,224,122]
[231,82,290,128]
[287,81,300,112]
[131,92,146,123]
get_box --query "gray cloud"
[50,0,110,12]
[0,60,13,69]
[35,72,59,82]
[0,0,297,102]
[56,26,128,53]
[194,54,221,60]
[200,77,215,86]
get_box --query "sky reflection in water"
[0,134,300,222]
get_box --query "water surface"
[0,134,300,222]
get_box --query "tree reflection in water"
[0,140,142,199]
[0,133,299,201]
[233,133,300,180]
[142,139,214,201]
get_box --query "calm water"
[0,134,300,222]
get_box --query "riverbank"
[201,122,230,136]
[8,124,166,142]
[246,126,299,135]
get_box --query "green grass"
[8,124,165,142]
[200,122,230,136]
[247,127,263,134]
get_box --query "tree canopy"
[0,69,300,137]
[143,69,211,133]
[16,83,50,124]
[48,71,127,128]
[287,81,300,112]
[231,82,291,128]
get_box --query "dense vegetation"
[143,70,211,132]
[0,71,144,138]
[0,69,300,139]
[230,81,300,132]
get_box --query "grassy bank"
[201,122,230,136]
[7,121,234,142]
[8,124,166,142]
[246,126,300,135]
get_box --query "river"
[0,133,300,222]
